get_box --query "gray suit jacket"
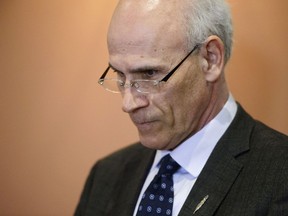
[75,105,288,216]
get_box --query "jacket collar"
[178,104,253,216]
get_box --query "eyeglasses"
[98,44,199,94]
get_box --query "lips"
[134,121,157,132]
[130,115,158,130]
[130,115,154,124]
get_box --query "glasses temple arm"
[161,44,199,82]
[99,66,110,80]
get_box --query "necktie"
[136,154,180,216]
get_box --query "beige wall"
[0,0,287,215]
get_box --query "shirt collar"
[153,94,237,177]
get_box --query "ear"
[199,36,225,82]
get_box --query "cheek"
[150,93,174,124]
[166,70,209,128]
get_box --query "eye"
[144,70,158,78]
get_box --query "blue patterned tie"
[136,154,180,216]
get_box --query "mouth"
[132,119,158,131]
[135,121,156,131]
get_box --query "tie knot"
[157,154,180,177]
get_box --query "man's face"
[107,0,213,150]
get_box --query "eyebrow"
[108,63,166,74]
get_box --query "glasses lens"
[98,66,160,93]
[133,80,159,93]
[101,78,123,93]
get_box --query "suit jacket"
[74,105,288,216]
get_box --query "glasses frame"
[98,44,199,93]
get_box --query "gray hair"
[182,0,233,63]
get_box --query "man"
[75,0,288,215]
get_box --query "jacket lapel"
[107,147,156,216]
[179,105,254,216]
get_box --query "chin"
[139,133,171,150]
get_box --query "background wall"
[0,0,287,215]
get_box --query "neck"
[198,75,230,131]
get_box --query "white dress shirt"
[133,95,237,216]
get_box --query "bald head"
[108,0,233,63]
[108,0,189,56]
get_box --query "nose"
[121,88,149,113]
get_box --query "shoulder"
[90,143,155,176]
[235,104,288,166]
[223,103,288,159]
[98,142,154,164]
[252,120,288,145]
[249,120,288,164]
[233,103,288,147]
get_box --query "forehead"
[107,0,188,58]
